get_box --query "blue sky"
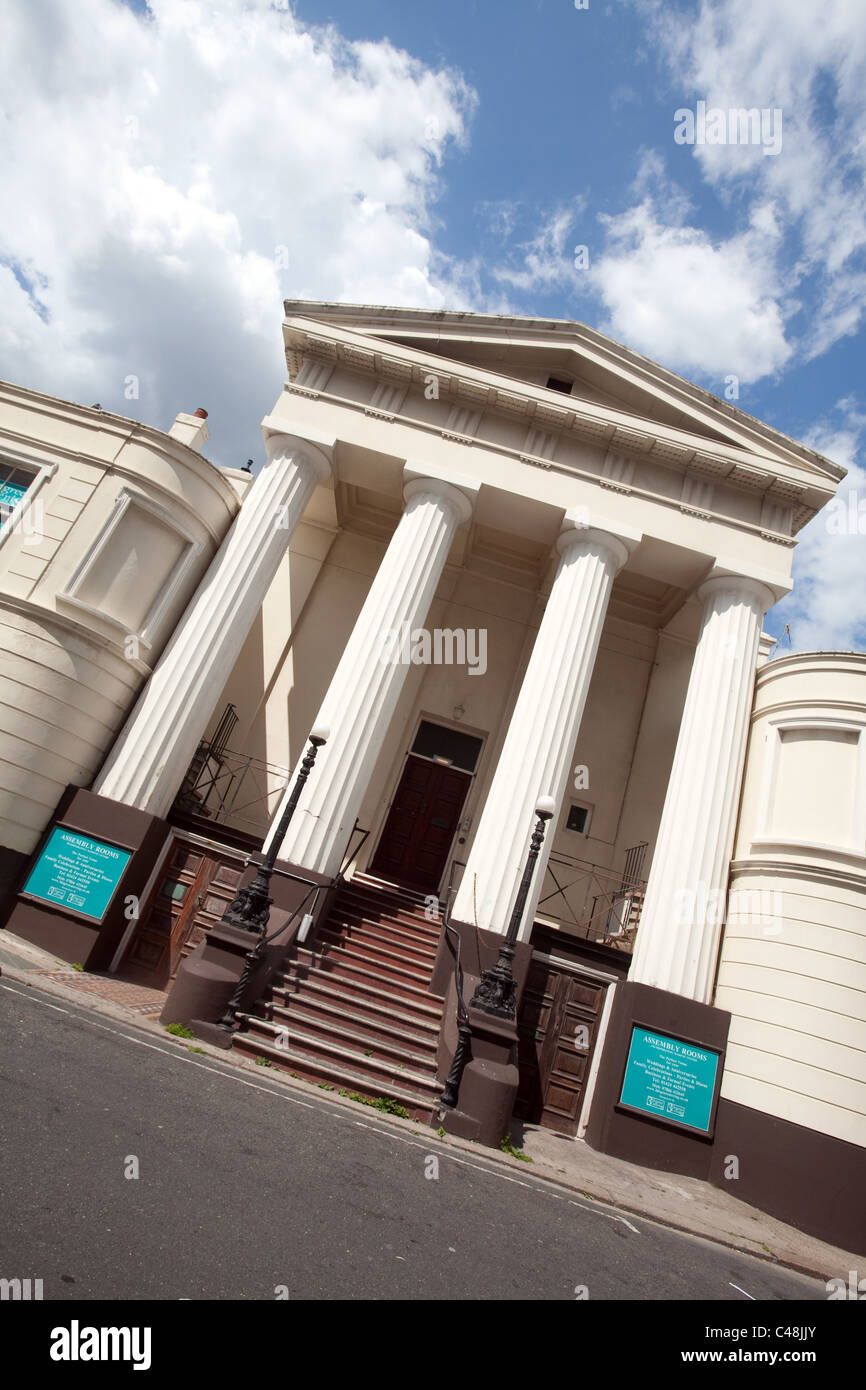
[1,0,864,650]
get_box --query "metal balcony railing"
[173,737,293,835]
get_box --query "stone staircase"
[232,872,445,1120]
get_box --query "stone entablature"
[281,311,838,536]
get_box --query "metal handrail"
[536,844,648,947]
[335,820,370,884]
[438,862,472,1110]
[219,878,321,1033]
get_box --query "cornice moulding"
[282,322,832,529]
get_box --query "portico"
[3,301,858,1247]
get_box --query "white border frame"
[0,455,58,553]
[57,486,203,651]
[754,715,866,855]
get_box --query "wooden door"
[123,836,246,985]
[515,956,608,1136]
[370,754,470,891]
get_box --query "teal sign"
[24,828,131,921]
[619,1027,720,1133]
[0,481,28,511]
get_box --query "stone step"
[272,972,443,1030]
[234,1019,440,1102]
[331,892,441,938]
[232,1033,437,1121]
[350,872,430,905]
[315,925,437,976]
[247,1004,437,1070]
[265,990,439,1053]
[324,904,442,949]
[291,940,434,992]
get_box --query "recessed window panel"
[411,720,482,772]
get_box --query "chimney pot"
[193,408,208,419]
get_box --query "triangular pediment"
[283,300,844,491]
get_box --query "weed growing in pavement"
[338,1088,410,1118]
[254,1056,273,1067]
[165,1022,195,1039]
[499,1134,532,1163]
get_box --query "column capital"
[403,464,479,527]
[260,419,336,484]
[697,571,778,612]
[556,509,642,573]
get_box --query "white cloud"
[491,200,590,295]
[642,0,866,361]
[771,400,866,653]
[592,196,791,381]
[0,0,476,464]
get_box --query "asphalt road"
[0,979,825,1302]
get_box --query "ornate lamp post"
[469,794,555,1020]
[215,723,329,1032]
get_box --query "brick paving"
[34,969,168,1016]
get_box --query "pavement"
[1,925,861,1285]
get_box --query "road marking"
[569,1199,640,1234]
[729,1282,756,1300]
[0,981,316,1109]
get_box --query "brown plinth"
[711,1099,866,1254]
[585,978,865,1251]
[433,919,534,1147]
[584,980,730,1178]
[1,787,171,972]
[160,856,336,1031]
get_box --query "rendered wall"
[0,384,241,867]
[715,652,866,1151]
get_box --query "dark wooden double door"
[124,836,246,985]
[370,754,470,891]
[515,956,609,1136]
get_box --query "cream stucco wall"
[0,382,243,857]
[715,652,866,1148]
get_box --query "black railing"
[336,821,371,885]
[219,873,323,1034]
[437,860,472,1110]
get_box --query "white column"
[453,513,639,939]
[266,467,477,877]
[94,429,332,818]
[629,574,775,1003]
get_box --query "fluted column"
[266,467,477,877]
[95,430,332,818]
[453,513,639,939]
[629,574,775,1003]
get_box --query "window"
[410,720,482,773]
[566,803,591,834]
[0,462,37,523]
[546,376,573,395]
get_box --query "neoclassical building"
[1,302,863,1249]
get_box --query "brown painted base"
[160,856,336,1029]
[433,919,534,1147]
[1,787,170,971]
[585,980,730,1177]
[586,979,866,1252]
[710,1099,866,1254]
